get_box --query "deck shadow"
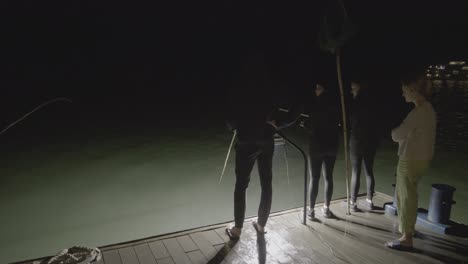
[446,223,468,238]
[256,235,267,264]
[330,214,393,234]
[415,230,468,247]
[207,240,238,264]
[411,247,463,264]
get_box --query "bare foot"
[398,235,413,247]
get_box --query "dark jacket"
[303,91,340,157]
[226,101,277,142]
[225,62,278,142]
[349,91,380,153]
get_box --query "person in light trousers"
[385,74,436,250]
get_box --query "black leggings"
[309,155,336,208]
[234,140,274,228]
[350,149,376,202]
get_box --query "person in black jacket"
[349,80,380,211]
[303,82,340,220]
[225,53,279,239]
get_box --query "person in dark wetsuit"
[349,80,380,211]
[302,82,340,220]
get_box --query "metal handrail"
[275,130,308,225]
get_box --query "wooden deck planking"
[239,227,285,264]
[282,200,457,264]
[281,214,351,264]
[222,249,248,264]
[266,216,289,231]
[276,214,296,229]
[214,244,224,251]
[276,218,350,264]
[156,257,175,264]
[201,230,225,246]
[265,216,326,263]
[214,228,231,244]
[283,208,384,264]
[302,219,406,264]
[186,250,207,264]
[148,241,171,260]
[176,236,198,252]
[227,226,261,264]
[16,193,468,264]
[119,247,140,264]
[189,232,218,260]
[266,229,320,264]
[134,244,157,264]
[312,205,449,264]
[162,238,191,264]
[103,250,123,264]
[274,231,323,264]
[279,211,303,228]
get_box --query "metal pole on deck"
[336,49,351,215]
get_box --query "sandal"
[385,240,413,251]
[252,221,267,235]
[225,227,240,240]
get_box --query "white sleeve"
[392,111,417,142]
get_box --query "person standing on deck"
[386,74,436,250]
[303,82,340,220]
[349,80,380,211]
[224,53,279,239]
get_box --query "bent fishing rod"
[0,97,72,137]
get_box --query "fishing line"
[283,144,290,184]
[0,97,72,137]
[275,130,308,224]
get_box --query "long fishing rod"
[218,129,237,184]
[0,97,72,137]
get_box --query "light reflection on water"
[432,80,468,149]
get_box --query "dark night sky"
[1,0,467,122]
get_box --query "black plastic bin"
[427,184,456,224]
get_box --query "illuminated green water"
[1,120,467,263]
[2,80,468,263]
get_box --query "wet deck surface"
[23,193,468,264]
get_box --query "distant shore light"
[448,61,466,65]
